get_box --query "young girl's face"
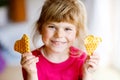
[41,22,77,53]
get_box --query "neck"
[42,47,69,63]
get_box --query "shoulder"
[31,46,43,57]
[69,46,87,60]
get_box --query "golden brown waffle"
[14,34,30,54]
[84,35,102,56]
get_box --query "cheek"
[41,30,48,41]
[42,33,50,41]
[41,30,54,42]
[67,33,76,42]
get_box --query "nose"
[54,29,64,38]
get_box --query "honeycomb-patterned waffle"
[14,34,30,54]
[84,35,102,56]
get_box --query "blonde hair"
[32,0,88,49]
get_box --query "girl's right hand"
[21,52,39,74]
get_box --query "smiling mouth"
[51,40,66,46]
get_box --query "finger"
[89,61,98,67]
[86,60,98,69]
[21,52,32,57]
[21,57,39,66]
[21,55,36,65]
[21,53,34,62]
[90,54,100,60]
[85,61,98,73]
[92,53,100,57]
[86,58,99,66]
[26,57,39,65]
[86,55,100,65]
[87,66,96,73]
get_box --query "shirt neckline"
[40,47,73,65]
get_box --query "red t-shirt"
[22,46,87,80]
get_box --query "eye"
[48,25,55,28]
[65,27,72,31]
[47,25,57,31]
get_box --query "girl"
[21,0,100,80]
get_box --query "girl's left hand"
[82,53,100,80]
[83,53,100,74]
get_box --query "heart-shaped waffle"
[14,34,30,54]
[84,35,102,56]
